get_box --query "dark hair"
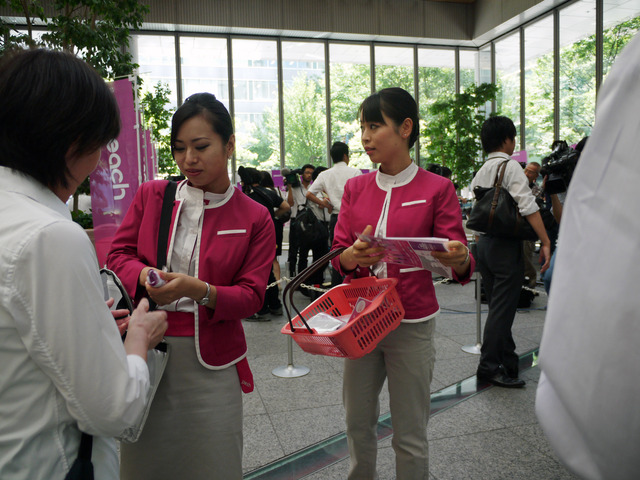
[0,48,120,190]
[330,142,349,164]
[171,93,233,156]
[480,116,516,154]
[301,163,315,172]
[312,166,327,181]
[259,170,275,188]
[237,166,262,193]
[359,87,419,149]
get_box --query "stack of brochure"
[358,233,453,278]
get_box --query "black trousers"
[260,268,281,313]
[298,230,329,285]
[476,235,524,378]
[288,224,300,277]
[329,213,343,287]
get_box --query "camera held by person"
[281,167,303,188]
[540,137,588,195]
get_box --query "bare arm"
[306,191,332,213]
[287,187,294,208]
[550,194,563,224]
[525,211,551,273]
[275,200,290,219]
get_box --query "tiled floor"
[240,263,577,479]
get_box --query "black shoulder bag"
[466,160,538,240]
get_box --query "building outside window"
[281,41,327,169]
[329,43,372,169]
[232,38,280,169]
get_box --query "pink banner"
[271,169,283,188]
[90,78,141,266]
[512,150,528,166]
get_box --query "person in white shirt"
[470,116,550,388]
[536,32,640,480]
[0,48,168,479]
[307,141,361,284]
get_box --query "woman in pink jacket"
[107,93,275,479]
[331,87,474,479]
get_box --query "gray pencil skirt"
[120,336,243,480]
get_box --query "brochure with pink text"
[358,233,452,278]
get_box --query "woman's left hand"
[145,272,210,307]
[431,241,470,275]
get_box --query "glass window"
[329,43,372,169]
[524,16,554,163]
[478,44,493,120]
[459,49,478,91]
[132,34,178,108]
[281,41,327,169]
[603,1,640,79]
[418,48,455,165]
[495,32,521,139]
[374,45,415,93]
[232,39,280,170]
[559,0,596,142]
[374,45,415,163]
[180,37,228,107]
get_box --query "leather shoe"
[478,373,525,388]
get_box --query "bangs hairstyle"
[359,87,419,149]
[171,93,233,156]
[0,49,120,190]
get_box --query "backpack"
[292,202,327,245]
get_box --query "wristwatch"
[198,282,211,306]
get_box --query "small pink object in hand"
[147,269,166,288]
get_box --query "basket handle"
[283,247,346,334]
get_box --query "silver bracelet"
[458,247,470,266]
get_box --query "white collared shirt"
[0,167,150,479]
[160,182,234,313]
[470,152,539,217]
[307,161,362,213]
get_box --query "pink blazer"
[107,180,275,369]
[331,169,474,320]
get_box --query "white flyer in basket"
[307,312,349,333]
[358,233,453,278]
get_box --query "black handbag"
[291,201,328,245]
[466,160,538,240]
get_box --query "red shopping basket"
[281,248,405,359]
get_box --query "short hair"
[312,166,327,181]
[330,142,349,164]
[480,116,516,154]
[0,48,120,190]
[171,93,233,157]
[301,163,315,173]
[359,87,419,149]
